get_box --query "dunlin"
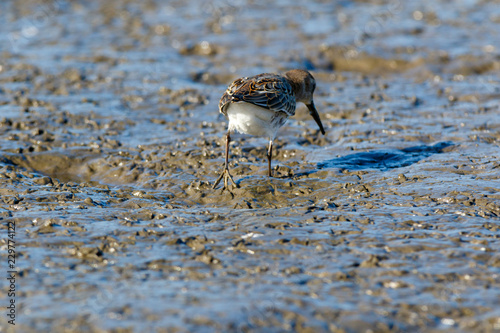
[213,69,325,190]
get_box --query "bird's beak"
[306,101,325,135]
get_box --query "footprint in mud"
[318,141,455,171]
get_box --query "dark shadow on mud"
[318,141,455,171]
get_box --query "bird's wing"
[219,74,296,117]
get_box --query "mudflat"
[0,1,499,332]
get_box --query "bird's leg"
[213,131,238,190]
[267,139,273,177]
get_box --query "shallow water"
[1,0,500,332]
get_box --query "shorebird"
[213,69,325,190]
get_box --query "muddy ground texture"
[1,0,500,332]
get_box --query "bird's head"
[285,69,325,135]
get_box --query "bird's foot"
[213,167,238,191]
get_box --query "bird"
[213,69,325,190]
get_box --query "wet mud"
[0,0,499,332]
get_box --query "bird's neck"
[286,76,305,101]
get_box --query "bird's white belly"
[226,102,287,139]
